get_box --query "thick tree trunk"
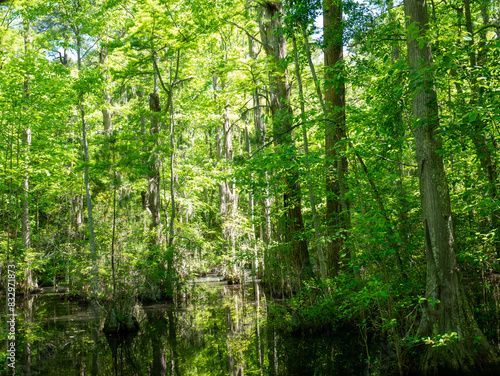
[259,1,312,280]
[323,0,351,276]
[405,0,499,373]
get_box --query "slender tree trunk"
[292,32,327,281]
[248,2,271,274]
[138,86,150,234]
[405,0,499,372]
[79,101,98,296]
[67,34,82,241]
[214,76,229,258]
[166,54,180,298]
[259,1,312,281]
[73,191,83,237]
[253,88,272,278]
[221,106,239,274]
[22,18,32,290]
[75,34,98,298]
[148,83,162,244]
[301,24,327,114]
[168,49,181,250]
[323,0,351,276]
[168,92,176,248]
[244,125,259,274]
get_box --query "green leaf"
[468,112,478,122]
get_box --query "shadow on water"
[1,282,366,375]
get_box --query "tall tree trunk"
[76,33,98,298]
[292,32,327,281]
[253,89,272,246]
[22,18,32,290]
[323,0,350,276]
[148,83,162,244]
[166,49,180,251]
[68,33,82,241]
[168,90,176,248]
[244,125,259,274]
[220,106,239,274]
[259,1,312,281]
[253,86,272,278]
[138,86,149,234]
[79,101,98,297]
[247,11,271,272]
[405,0,499,372]
[214,76,229,259]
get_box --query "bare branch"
[226,20,267,49]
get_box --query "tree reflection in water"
[3,281,365,375]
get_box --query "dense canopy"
[1,0,500,374]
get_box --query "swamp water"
[1,280,366,375]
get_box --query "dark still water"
[1,282,365,375]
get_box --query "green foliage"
[0,0,499,373]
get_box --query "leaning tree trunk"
[323,0,351,276]
[259,1,312,281]
[405,0,499,373]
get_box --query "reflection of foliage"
[0,282,363,375]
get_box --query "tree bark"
[323,0,351,275]
[255,91,272,247]
[22,18,32,289]
[220,106,239,274]
[79,101,98,297]
[248,15,272,262]
[148,90,162,244]
[405,0,499,372]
